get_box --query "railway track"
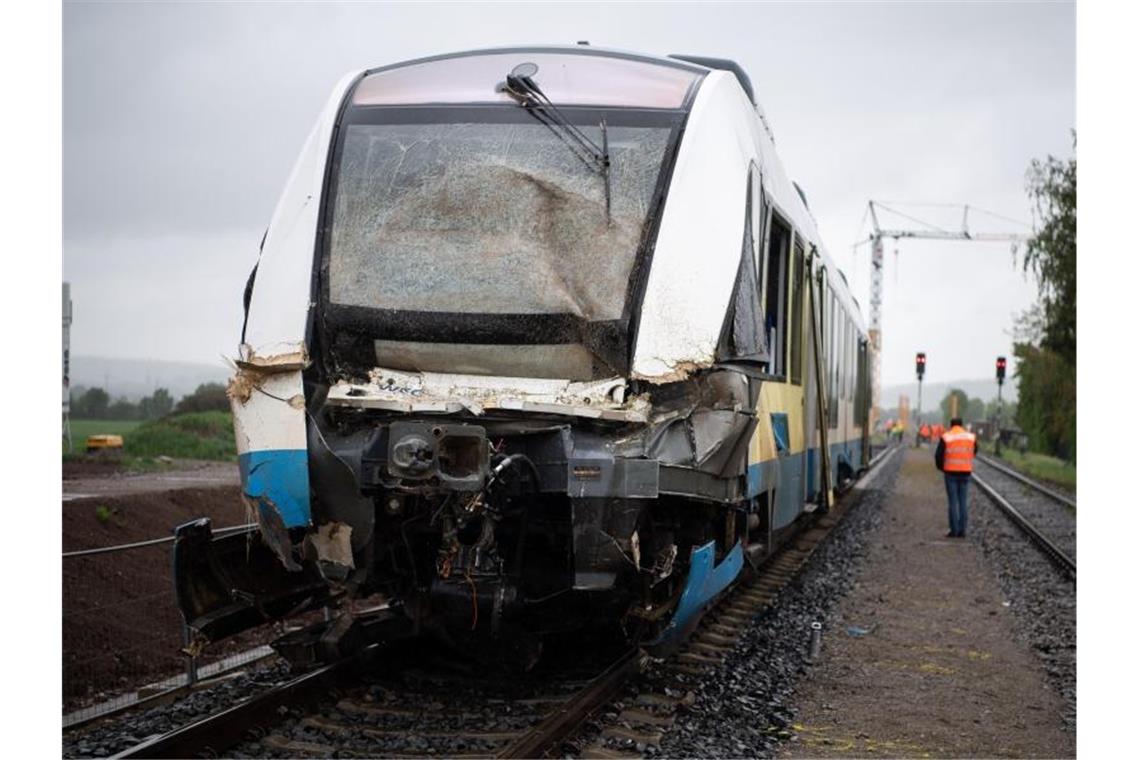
[114,445,900,759]
[971,457,1076,580]
[976,454,1076,510]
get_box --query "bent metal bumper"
[172,519,335,652]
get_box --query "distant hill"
[881,378,1016,410]
[70,355,230,402]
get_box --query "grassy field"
[65,411,236,466]
[68,418,143,441]
[981,441,1076,493]
[124,411,236,461]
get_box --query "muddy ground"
[62,458,239,500]
[63,482,251,707]
[782,448,1074,758]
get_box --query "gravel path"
[782,447,1073,758]
[652,448,903,758]
[968,465,1077,733]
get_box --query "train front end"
[175,49,769,665]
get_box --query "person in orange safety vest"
[934,417,978,537]
[919,424,931,444]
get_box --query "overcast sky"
[63,0,1074,392]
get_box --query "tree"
[108,397,139,420]
[74,387,110,419]
[175,383,230,414]
[1022,134,1076,367]
[1012,135,1077,460]
[966,397,986,424]
[138,388,174,420]
[940,388,970,424]
[1014,343,1076,461]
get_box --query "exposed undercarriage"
[175,365,780,667]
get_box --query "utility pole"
[863,201,1030,426]
[63,282,73,452]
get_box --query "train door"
[762,211,799,529]
[789,239,807,506]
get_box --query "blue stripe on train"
[746,438,864,528]
[238,449,311,528]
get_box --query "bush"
[1014,343,1076,461]
[124,411,236,461]
[175,383,231,414]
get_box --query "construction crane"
[861,201,1032,428]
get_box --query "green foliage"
[70,386,177,421]
[72,387,110,419]
[138,388,174,419]
[1023,135,1076,366]
[123,411,236,461]
[174,382,231,414]
[966,397,986,424]
[94,505,118,524]
[939,388,969,424]
[1011,136,1077,461]
[982,440,1076,493]
[984,397,1017,426]
[1013,343,1076,461]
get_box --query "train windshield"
[328,119,670,320]
[322,108,684,380]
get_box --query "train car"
[174,46,871,665]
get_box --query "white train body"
[176,47,870,661]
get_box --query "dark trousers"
[944,474,970,536]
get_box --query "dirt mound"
[63,485,255,706]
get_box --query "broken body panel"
[176,47,871,664]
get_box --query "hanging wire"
[873,202,951,234]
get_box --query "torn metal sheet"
[237,342,309,372]
[326,367,651,422]
[311,522,355,568]
[231,367,312,531]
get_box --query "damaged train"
[174,46,872,666]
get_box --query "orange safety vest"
[941,425,976,473]
[920,425,931,438]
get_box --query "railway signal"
[995,355,1007,454]
[914,352,926,445]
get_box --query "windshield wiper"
[498,62,612,223]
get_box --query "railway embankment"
[782,447,1074,758]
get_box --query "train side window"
[789,241,805,385]
[717,173,766,364]
[762,214,791,377]
[828,291,838,426]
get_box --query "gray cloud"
[63,1,1074,392]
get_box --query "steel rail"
[497,648,648,759]
[110,446,900,759]
[113,646,375,759]
[501,443,900,759]
[975,454,1076,510]
[971,472,1076,580]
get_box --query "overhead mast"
[863,201,1031,429]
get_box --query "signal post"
[915,352,926,446]
[995,355,1006,454]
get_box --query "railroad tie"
[262,735,346,757]
[580,746,643,759]
[617,707,676,728]
[600,724,665,747]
